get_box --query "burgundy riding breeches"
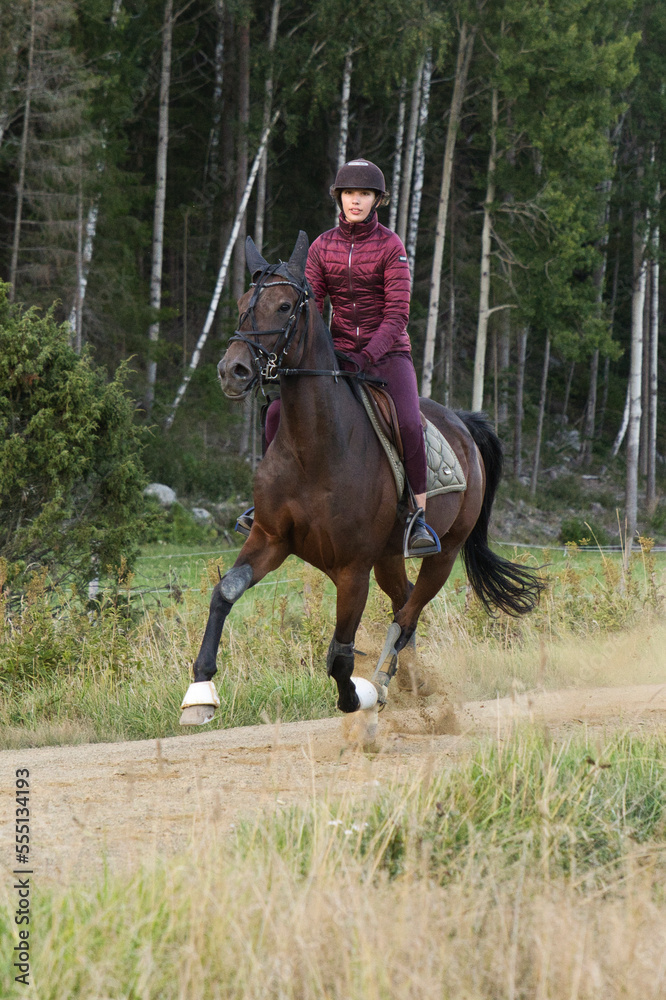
[264,351,427,495]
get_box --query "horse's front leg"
[180,532,288,725]
[327,568,370,713]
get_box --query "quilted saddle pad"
[359,387,467,500]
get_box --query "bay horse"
[181,232,542,725]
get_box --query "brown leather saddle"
[363,384,427,462]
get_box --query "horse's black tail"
[456,410,545,617]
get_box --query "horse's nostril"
[218,358,252,382]
[231,362,252,381]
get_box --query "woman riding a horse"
[238,158,439,557]
[180,162,543,727]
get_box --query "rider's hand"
[340,351,367,372]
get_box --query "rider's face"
[340,189,376,223]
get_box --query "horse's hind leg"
[373,553,412,614]
[394,546,463,641]
[372,547,462,701]
[373,555,421,692]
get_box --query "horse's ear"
[246,236,268,279]
[287,230,309,281]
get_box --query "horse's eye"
[278,301,291,312]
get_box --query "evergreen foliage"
[0,282,146,598]
[0,0,664,525]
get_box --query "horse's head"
[218,231,310,399]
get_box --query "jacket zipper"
[348,241,360,341]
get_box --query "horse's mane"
[307,288,364,406]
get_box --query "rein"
[230,265,386,392]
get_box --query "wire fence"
[121,537,666,604]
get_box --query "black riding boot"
[404,508,441,558]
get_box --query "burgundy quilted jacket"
[304,211,412,365]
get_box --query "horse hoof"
[180,705,216,726]
[337,685,361,714]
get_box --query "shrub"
[0,284,146,599]
[141,500,218,545]
[143,426,254,501]
[538,474,585,511]
[560,517,609,546]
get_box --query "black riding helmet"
[330,159,388,210]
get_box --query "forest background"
[1,0,665,555]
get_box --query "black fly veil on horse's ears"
[245,231,310,284]
[286,230,309,282]
[245,237,269,282]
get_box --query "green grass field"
[1,540,665,749]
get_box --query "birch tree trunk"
[530,335,551,498]
[243,1,280,467]
[67,197,99,342]
[182,208,188,367]
[202,0,226,301]
[624,206,648,566]
[232,17,250,303]
[420,23,475,397]
[337,47,353,169]
[612,382,631,457]
[254,0,280,252]
[73,170,84,353]
[513,326,527,478]
[444,177,456,406]
[145,0,174,413]
[233,17,252,455]
[405,50,432,279]
[8,0,36,302]
[646,191,659,513]
[604,207,622,443]
[164,113,280,431]
[332,45,354,228]
[610,220,630,456]
[397,55,424,245]
[471,86,498,412]
[204,0,225,196]
[67,3,123,343]
[0,4,26,151]
[388,78,406,232]
[640,262,651,476]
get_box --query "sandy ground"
[1,682,664,885]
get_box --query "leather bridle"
[228,263,386,392]
[229,264,309,387]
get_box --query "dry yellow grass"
[2,730,665,1000]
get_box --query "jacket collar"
[338,209,379,242]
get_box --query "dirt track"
[1,683,664,884]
